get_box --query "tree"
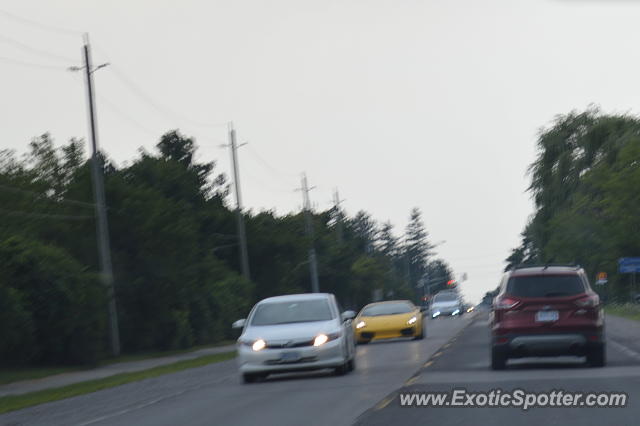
[404,208,434,288]
[509,107,640,301]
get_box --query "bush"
[0,236,107,365]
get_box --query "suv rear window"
[506,275,585,298]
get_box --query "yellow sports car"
[353,300,425,344]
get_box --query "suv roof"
[508,265,583,277]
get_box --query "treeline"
[0,131,452,366]
[506,107,640,301]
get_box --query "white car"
[232,293,357,383]
[430,291,463,318]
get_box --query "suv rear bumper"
[492,332,603,358]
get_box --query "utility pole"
[82,33,120,356]
[332,188,344,244]
[227,123,251,280]
[299,173,320,293]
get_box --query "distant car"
[490,265,605,370]
[232,293,356,383]
[353,300,425,344]
[430,291,463,318]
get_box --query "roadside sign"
[619,258,640,273]
[596,272,607,285]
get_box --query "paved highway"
[0,316,471,426]
[4,313,640,426]
[356,313,640,425]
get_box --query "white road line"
[75,374,235,426]
[609,339,640,361]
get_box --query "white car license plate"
[279,351,301,362]
[535,310,559,322]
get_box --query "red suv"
[491,265,605,370]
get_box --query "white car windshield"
[433,293,459,303]
[251,300,334,325]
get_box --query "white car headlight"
[407,316,417,325]
[313,334,329,346]
[252,339,266,351]
[452,309,460,316]
[356,320,366,329]
[432,311,441,318]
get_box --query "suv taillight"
[575,294,599,308]
[494,296,520,310]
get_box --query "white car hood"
[241,320,339,342]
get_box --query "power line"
[0,9,82,36]
[0,33,76,63]
[0,55,67,70]
[0,183,96,208]
[0,207,93,220]
[97,93,161,138]
[245,144,298,181]
[103,62,228,130]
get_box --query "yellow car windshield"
[361,302,414,316]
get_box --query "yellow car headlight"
[252,339,266,351]
[407,316,417,325]
[356,320,366,329]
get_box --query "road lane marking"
[75,374,236,426]
[404,375,420,386]
[610,339,640,362]
[374,395,395,411]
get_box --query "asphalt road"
[356,313,640,426]
[0,315,471,426]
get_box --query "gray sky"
[2,0,639,303]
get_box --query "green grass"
[605,303,640,321]
[0,340,235,385]
[0,351,236,415]
[0,367,85,386]
[98,340,235,366]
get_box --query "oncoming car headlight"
[356,321,366,329]
[313,332,341,347]
[313,334,328,346]
[407,316,417,325]
[252,339,266,351]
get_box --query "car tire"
[242,373,262,384]
[335,360,349,376]
[491,347,507,370]
[347,355,356,372]
[587,344,606,367]
[413,325,425,340]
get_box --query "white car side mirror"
[341,310,356,321]
[232,319,246,329]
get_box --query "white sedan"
[232,293,356,383]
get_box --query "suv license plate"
[279,351,301,362]
[536,310,559,322]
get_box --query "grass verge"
[98,340,235,366]
[0,351,235,415]
[0,340,235,386]
[0,367,84,386]
[605,303,640,321]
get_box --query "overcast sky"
[2,0,639,303]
